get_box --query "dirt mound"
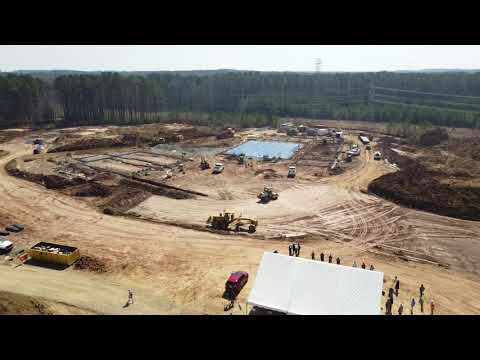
[44,174,88,189]
[255,168,282,179]
[121,178,196,199]
[369,163,480,221]
[103,187,152,215]
[0,291,54,315]
[73,255,108,273]
[72,182,113,197]
[419,127,449,146]
[48,136,125,153]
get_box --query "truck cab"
[225,271,249,298]
[287,166,297,178]
[212,163,224,174]
[0,238,13,254]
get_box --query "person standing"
[395,279,400,296]
[336,257,340,265]
[398,304,404,316]
[311,251,315,260]
[386,298,392,315]
[328,254,333,263]
[297,243,301,257]
[369,264,375,271]
[320,252,325,262]
[288,244,292,256]
[430,300,435,315]
[361,261,366,269]
[419,297,424,314]
[292,243,297,257]
[410,298,416,315]
[128,290,134,305]
[352,260,357,267]
[420,284,425,298]
[393,276,398,287]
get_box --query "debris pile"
[73,255,108,273]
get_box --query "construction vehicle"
[0,238,13,254]
[287,166,296,178]
[212,163,224,174]
[257,186,279,203]
[200,157,210,170]
[33,144,45,155]
[237,154,245,165]
[206,211,258,233]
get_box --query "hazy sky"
[1,45,480,72]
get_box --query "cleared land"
[1,124,480,314]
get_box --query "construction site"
[1,120,480,315]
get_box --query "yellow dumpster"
[28,242,80,266]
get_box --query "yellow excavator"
[200,157,210,170]
[206,211,257,233]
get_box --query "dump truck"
[206,211,257,233]
[200,157,210,170]
[28,242,80,266]
[257,186,279,202]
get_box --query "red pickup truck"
[225,271,249,298]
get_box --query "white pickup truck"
[287,166,297,178]
[212,163,225,174]
[0,238,13,254]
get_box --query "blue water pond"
[226,140,302,160]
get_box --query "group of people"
[288,243,301,257]
[384,279,434,315]
[310,251,375,271]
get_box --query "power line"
[370,98,480,114]
[374,86,480,100]
[373,94,480,110]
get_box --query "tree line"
[2,71,480,130]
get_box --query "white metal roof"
[248,252,384,315]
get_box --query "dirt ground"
[1,126,480,314]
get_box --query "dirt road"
[1,136,480,314]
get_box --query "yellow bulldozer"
[206,211,258,233]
